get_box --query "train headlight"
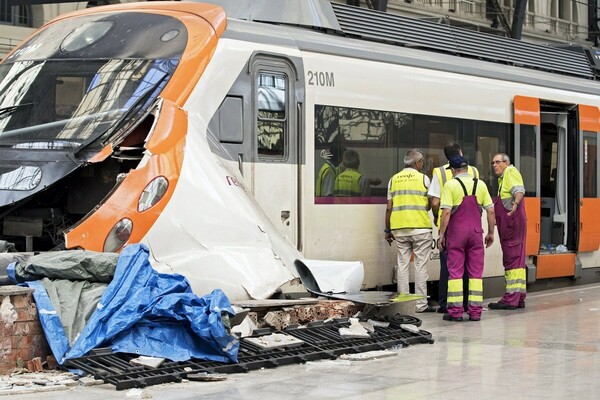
[61,21,113,53]
[103,218,132,252]
[138,176,168,212]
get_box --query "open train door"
[515,96,586,280]
[513,95,541,281]
[577,105,600,255]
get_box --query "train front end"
[0,3,224,253]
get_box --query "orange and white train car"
[0,0,598,300]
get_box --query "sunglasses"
[491,160,506,165]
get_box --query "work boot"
[488,302,516,310]
[437,306,448,314]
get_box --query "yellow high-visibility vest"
[433,164,479,227]
[390,169,431,229]
[334,169,362,196]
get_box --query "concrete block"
[339,350,398,361]
[130,356,165,369]
[244,333,304,349]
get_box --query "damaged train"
[1,0,599,300]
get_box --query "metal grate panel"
[65,317,432,390]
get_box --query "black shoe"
[437,306,448,314]
[416,306,437,313]
[488,302,516,310]
[517,304,525,308]
[442,314,463,322]
[468,316,481,321]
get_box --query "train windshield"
[0,11,187,150]
[0,59,175,149]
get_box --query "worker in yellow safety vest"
[489,152,527,310]
[316,146,344,196]
[385,149,435,313]
[334,149,370,196]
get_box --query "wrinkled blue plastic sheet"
[17,244,239,364]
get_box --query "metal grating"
[330,3,595,80]
[65,317,432,390]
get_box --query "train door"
[577,105,600,254]
[513,96,541,259]
[250,55,303,249]
[514,95,583,280]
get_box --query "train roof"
[205,0,600,82]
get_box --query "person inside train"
[489,153,527,310]
[438,155,495,322]
[316,143,344,196]
[384,148,435,313]
[428,142,480,313]
[334,149,370,196]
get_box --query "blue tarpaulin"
[10,244,239,364]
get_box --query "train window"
[314,104,511,202]
[256,72,286,158]
[413,116,458,179]
[520,124,538,196]
[583,132,597,197]
[475,121,510,195]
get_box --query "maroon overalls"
[445,178,485,320]
[493,195,527,307]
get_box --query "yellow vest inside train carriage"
[334,168,362,196]
[390,169,431,229]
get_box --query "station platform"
[9,282,600,400]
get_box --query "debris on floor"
[339,350,398,361]
[64,316,433,390]
[0,370,82,395]
[130,356,165,370]
[238,299,363,331]
[338,318,371,339]
[243,332,304,349]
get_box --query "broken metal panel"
[294,259,394,306]
[295,259,363,294]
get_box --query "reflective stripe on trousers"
[493,196,527,307]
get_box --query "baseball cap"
[446,155,468,169]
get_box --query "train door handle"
[238,153,243,175]
[580,222,583,231]
[281,210,290,225]
[536,222,540,233]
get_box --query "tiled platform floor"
[11,283,600,400]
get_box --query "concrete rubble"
[0,370,86,395]
[339,350,399,361]
[130,356,165,369]
[338,318,371,339]
[239,299,363,332]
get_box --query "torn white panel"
[144,112,301,300]
[295,259,363,294]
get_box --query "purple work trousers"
[494,196,527,307]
